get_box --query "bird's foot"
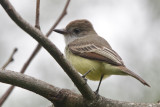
[82,75,88,84]
[94,89,99,95]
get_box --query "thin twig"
[0,0,71,106]
[1,48,17,69]
[46,0,70,37]
[0,86,14,106]
[35,0,40,29]
[0,48,17,105]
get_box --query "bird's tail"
[119,66,150,87]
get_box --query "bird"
[53,19,150,94]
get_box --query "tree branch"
[0,70,158,107]
[0,0,95,100]
[0,0,71,106]
[0,70,79,105]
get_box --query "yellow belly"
[65,50,124,81]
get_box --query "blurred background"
[0,0,160,106]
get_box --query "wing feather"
[68,43,124,66]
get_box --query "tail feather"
[119,66,150,87]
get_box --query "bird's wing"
[68,43,124,66]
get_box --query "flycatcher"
[53,19,150,93]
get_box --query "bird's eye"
[73,28,80,34]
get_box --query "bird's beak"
[53,29,68,34]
